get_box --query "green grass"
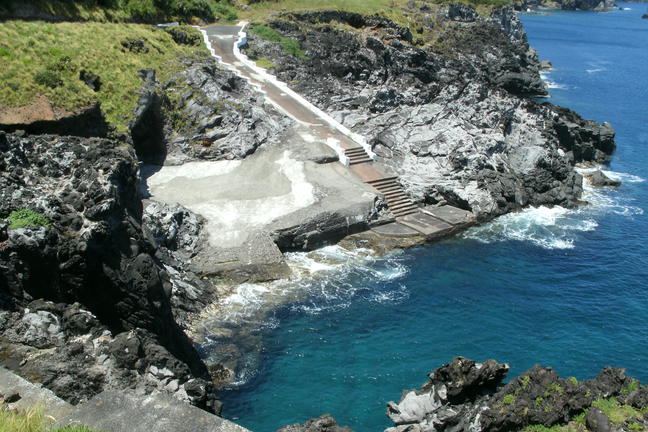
[622,379,639,395]
[591,397,647,425]
[0,403,100,432]
[255,57,278,69]
[249,24,308,59]
[2,0,238,24]
[0,21,209,131]
[239,0,512,26]
[6,209,51,229]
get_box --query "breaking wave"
[462,169,643,249]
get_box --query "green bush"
[34,70,63,88]
[6,209,52,229]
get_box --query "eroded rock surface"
[245,5,615,220]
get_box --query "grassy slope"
[0,21,209,131]
[0,0,512,133]
[0,0,238,24]
[239,0,511,25]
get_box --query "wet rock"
[278,414,354,432]
[583,170,621,187]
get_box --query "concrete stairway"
[345,147,373,165]
[367,176,419,218]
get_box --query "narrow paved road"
[203,24,388,182]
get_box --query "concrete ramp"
[56,391,249,432]
[0,367,73,421]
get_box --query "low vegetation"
[0,21,209,131]
[522,398,648,432]
[0,404,99,432]
[249,24,307,59]
[6,209,51,230]
[239,0,512,25]
[0,0,238,24]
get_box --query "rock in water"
[384,358,637,432]
[583,170,621,187]
[278,414,354,432]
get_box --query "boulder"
[584,170,621,187]
[585,407,612,432]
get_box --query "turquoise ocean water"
[215,5,648,431]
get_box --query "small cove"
[212,5,648,431]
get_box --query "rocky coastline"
[0,2,625,428]
[282,357,648,432]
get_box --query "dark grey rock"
[0,132,214,408]
[584,170,621,187]
[586,407,612,432]
[79,70,101,91]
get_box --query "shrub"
[34,70,64,88]
[502,394,515,405]
[6,209,52,229]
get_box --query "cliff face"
[0,131,217,409]
[244,4,615,219]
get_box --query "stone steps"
[366,177,419,218]
[344,147,372,165]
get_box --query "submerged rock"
[278,414,354,432]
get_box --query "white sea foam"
[463,166,643,250]
[540,71,568,90]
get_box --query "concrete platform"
[422,205,475,226]
[398,212,456,240]
[371,221,420,238]
[56,391,249,432]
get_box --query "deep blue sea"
[213,6,648,431]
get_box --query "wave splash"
[194,246,409,386]
[463,169,643,249]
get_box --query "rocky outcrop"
[583,170,621,187]
[0,131,216,410]
[160,58,287,165]
[384,357,647,432]
[244,5,615,220]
